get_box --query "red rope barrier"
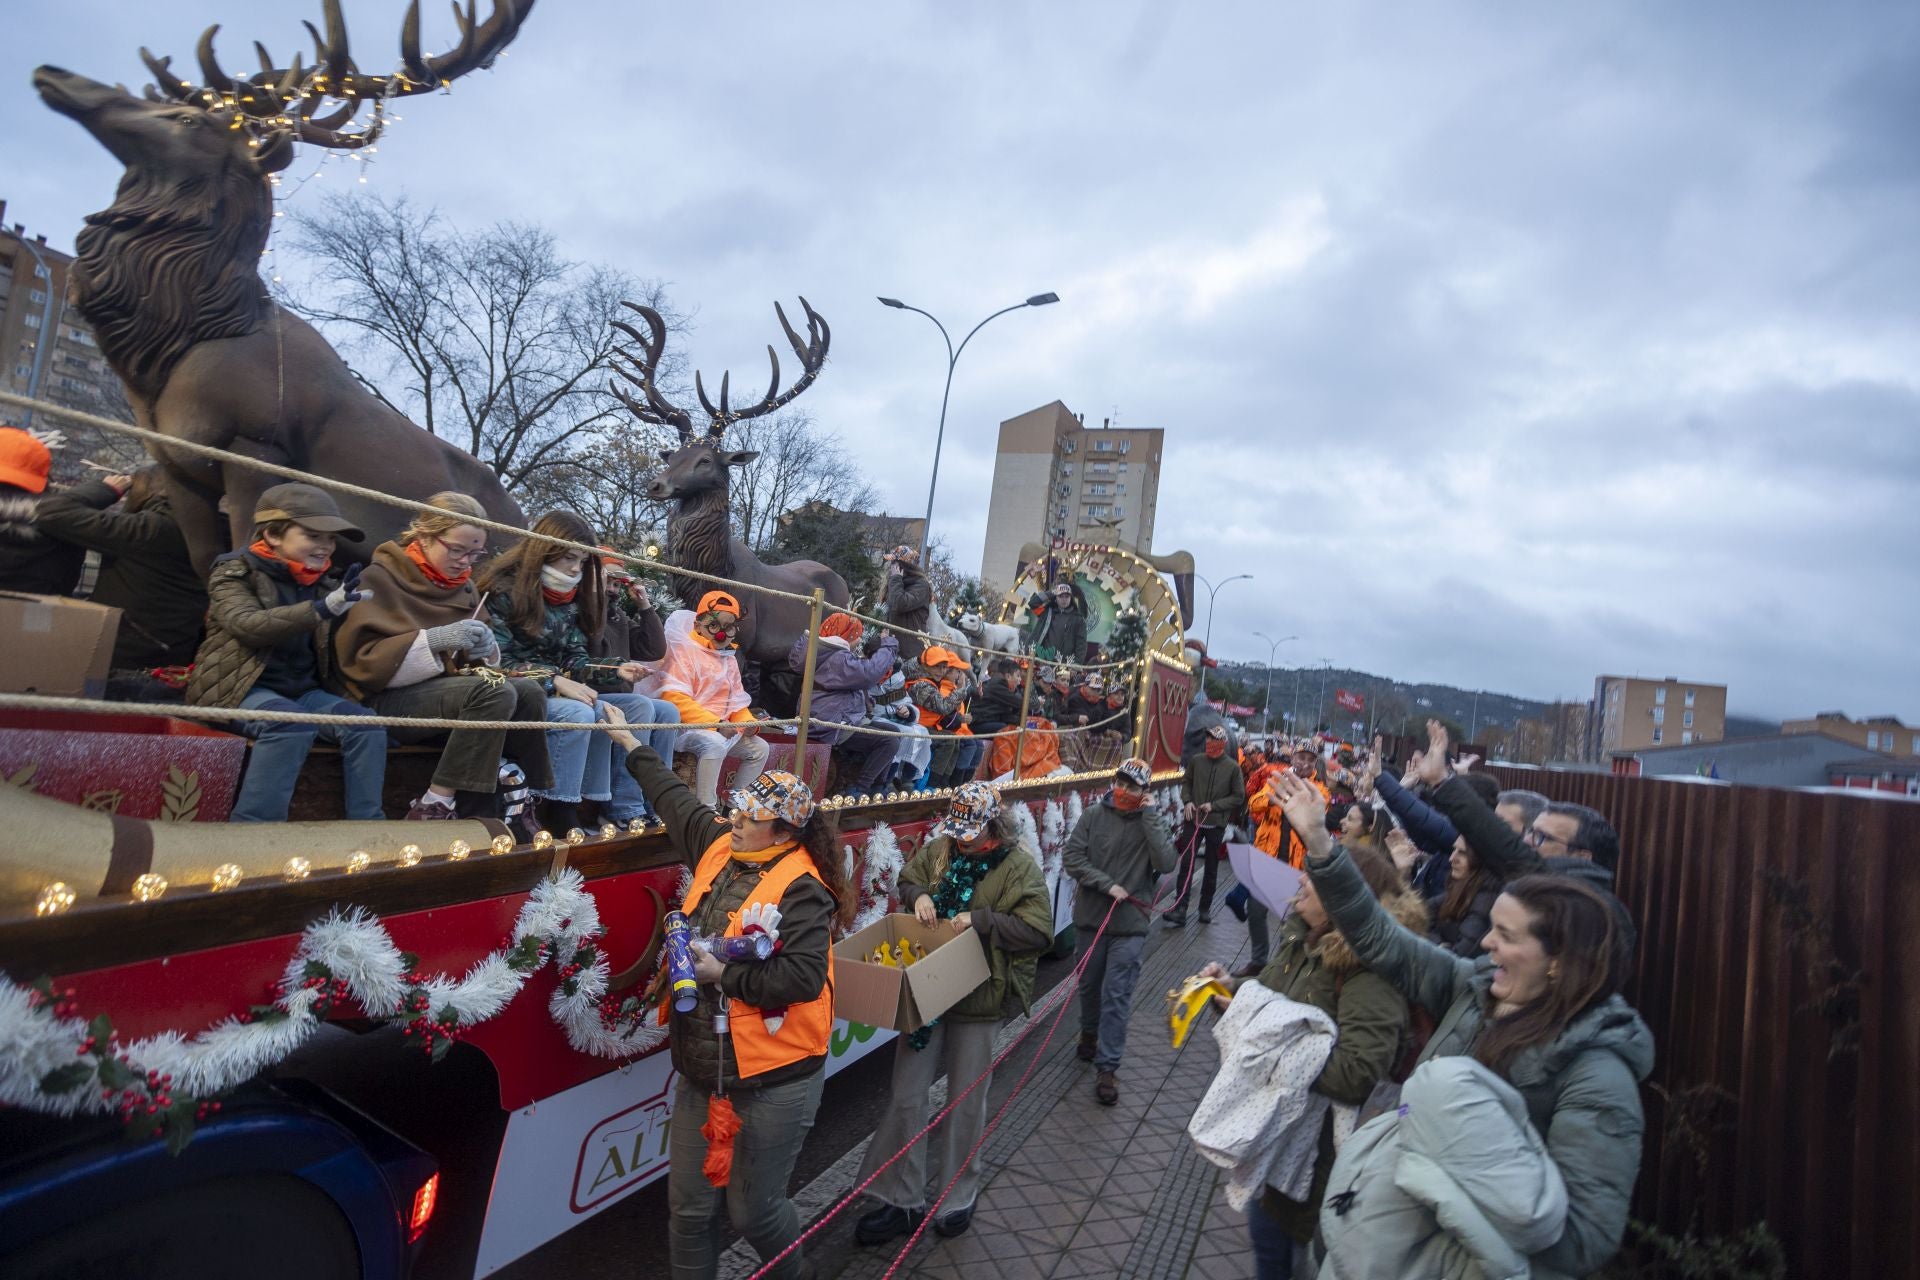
[742,814,1206,1280]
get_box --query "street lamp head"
[1025,292,1060,307]
[877,297,907,309]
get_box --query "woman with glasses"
[335,491,556,822]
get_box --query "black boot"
[856,1204,925,1246]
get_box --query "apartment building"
[0,200,136,479]
[1588,675,1727,758]
[1780,712,1917,758]
[979,400,1163,588]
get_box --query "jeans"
[607,694,679,820]
[1170,824,1225,916]
[231,685,386,822]
[955,736,985,780]
[668,1071,823,1280]
[857,1019,999,1214]
[1247,895,1274,967]
[1248,1202,1301,1280]
[372,675,553,792]
[1077,931,1147,1072]
[833,727,900,795]
[679,727,771,807]
[539,691,670,804]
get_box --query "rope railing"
[0,391,1153,676]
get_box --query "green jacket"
[486,588,628,693]
[1253,890,1425,1240]
[1306,843,1656,1276]
[1182,753,1246,823]
[186,553,343,709]
[897,832,1053,1022]
[1060,796,1180,936]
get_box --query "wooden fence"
[1487,768,1919,1279]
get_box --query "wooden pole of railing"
[791,589,825,791]
[1011,660,1037,781]
[1130,653,1151,762]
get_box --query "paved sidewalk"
[813,888,1262,1280]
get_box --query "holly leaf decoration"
[248,1004,289,1026]
[504,934,545,973]
[398,952,421,974]
[159,765,201,823]
[30,975,54,1001]
[40,1063,94,1094]
[572,945,597,969]
[97,1056,134,1090]
[87,1013,113,1043]
[429,1034,454,1064]
[162,1108,197,1157]
[302,959,330,982]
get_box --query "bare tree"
[722,409,878,552]
[283,194,686,496]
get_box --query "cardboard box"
[833,913,991,1033]
[0,592,121,698]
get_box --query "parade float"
[0,5,1198,1274]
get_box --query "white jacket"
[1317,1057,1571,1280]
[1187,984,1336,1210]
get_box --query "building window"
[1119,440,1130,453]
[1867,731,1882,750]
[1118,463,1129,473]
[1085,483,1110,496]
[22,312,41,329]
[1655,687,1666,705]
[1653,707,1665,725]
[33,263,48,278]
[1683,710,1694,728]
[28,289,46,305]
[1685,689,1696,707]
[1682,731,1693,745]
[1094,439,1113,452]
[1652,728,1663,744]
[12,364,28,379]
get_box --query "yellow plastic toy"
[870,939,927,968]
[1166,976,1233,1049]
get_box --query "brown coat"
[185,553,341,708]
[333,541,481,700]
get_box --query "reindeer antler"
[608,298,832,446]
[140,0,536,151]
[608,302,695,445]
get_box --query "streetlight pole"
[1253,630,1297,737]
[878,292,1060,562]
[1315,659,1333,735]
[1194,571,1252,697]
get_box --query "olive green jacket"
[898,833,1053,1022]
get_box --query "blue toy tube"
[697,933,774,963]
[664,911,699,1014]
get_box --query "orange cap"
[697,590,741,617]
[0,428,53,495]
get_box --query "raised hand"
[1416,720,1451,787]
[1273,772,1332,860]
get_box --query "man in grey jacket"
[1061,757,1179,1105]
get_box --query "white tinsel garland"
[1065,788,1086,835]
[848,822,904,934]
[0,869,666,1135]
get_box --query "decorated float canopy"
[1001,534,1194,665]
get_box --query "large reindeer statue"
[31,0,531,573]
[607,300,851,677]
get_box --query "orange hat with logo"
[0,428,53,494]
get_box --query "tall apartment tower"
[0,201,136,480]
[979,401,1163,591]
[1589,675,1727,759]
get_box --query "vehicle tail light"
[409,1172,439,1242]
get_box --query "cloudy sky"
[6,2,1916,720]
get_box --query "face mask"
[541,564,583,592]
[1110,787,1146,812]
[1205,739,1227,759]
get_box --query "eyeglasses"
[1524,826,1582,854]
[435,537,489,564]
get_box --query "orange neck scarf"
[404,539,471,590]
[249,539,327,587]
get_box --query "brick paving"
[812,881,1260,1280]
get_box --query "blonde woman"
[334,492,554,821]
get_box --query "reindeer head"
[34,0,534,187]
[609,299,831,504]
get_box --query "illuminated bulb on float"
[344,851,372,875]
[533,830,555,850]
[490,833,516,855]
[283,856,312,882]
[131,872,169,902]
[447,838,472,861]
[210,863,244,892]
[626,818,646,835]
[565,827,587,847]
[398,844,423,868]
[36,881,77,916]
[600,823,618,840]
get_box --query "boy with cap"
[186,483,384,822]
[855,781,1052,1243]
[0,425,85,597]
[1061,757,1179,1105]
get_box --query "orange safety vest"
[910,676,973,735]
[681,835,836,1079]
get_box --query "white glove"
[738,901,783,945]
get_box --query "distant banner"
[1225,704,1257,718]
[1334,688,1365,713]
